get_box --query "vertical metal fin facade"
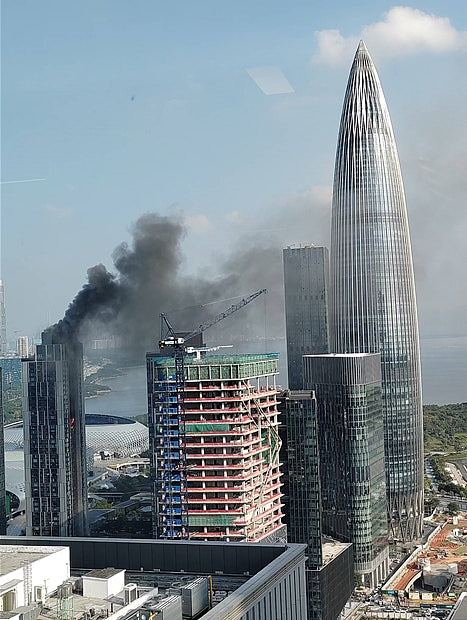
[329,42,424,541]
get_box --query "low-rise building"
[0,544,70,612]
[0,537,307,620]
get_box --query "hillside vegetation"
[424,402,467,453]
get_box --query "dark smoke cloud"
[47,213,260,354]
[45,264,122,342]
[48,185,331,362]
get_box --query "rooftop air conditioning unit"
[123,583,138,605]
[181,578,209,618]
[34,586,46,604]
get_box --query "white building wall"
[82,571,125,599]
[29,546,70,600]
[0,566,26,609]
[0,546,69,610]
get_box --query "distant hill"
[424,403,467,453]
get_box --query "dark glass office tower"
[329,41,424,541]
[285,391,323,567]
[303,354,389,588]
[283,246,329,390]
[22,339,88,536]
[282,390,354,620]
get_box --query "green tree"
[424,403,467,452]
[424,495,439,515]
[446,502,460,515]
[93,499,112,509]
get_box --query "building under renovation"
[147,352,284,542]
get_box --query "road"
[438,495,467,511]
[445,462,467,487]
[453,458,467,484]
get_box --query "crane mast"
[153,289,267,539]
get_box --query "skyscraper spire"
[329,42,424,541]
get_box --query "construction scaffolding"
[152,289,268,540]
[148,352,285,542]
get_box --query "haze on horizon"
[2,2,467,346]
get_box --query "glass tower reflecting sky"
[329,42,424,541]
[283,246,329,390]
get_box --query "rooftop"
[148,352,279,366]
[384,517,467,598]
[0,537,307,620]
[322,539,352,566]
[0,545,65,575]
[84,568,124,580]
[303,353,378,358]
[283,244,324,250]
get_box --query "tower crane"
[154,288,266,539]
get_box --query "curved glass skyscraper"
[329,41,424,541]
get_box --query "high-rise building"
[0,357,22,393]
[281,390,353,620]
[17,336,31,358]
[0,281,7,355]
[283,246,329,390]
[329,41,424,541]
[147,352,285,542]
[303,353,389,588]
[284,390,323,567]
[0,369,6,534]
[22,336,88,536]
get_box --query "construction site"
[382,515,467,612]
[147,351,285,542]
[145,289,285,543]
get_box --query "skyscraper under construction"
[147,351,284,542]
[329,42,424,541]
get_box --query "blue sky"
[2,1,467,337]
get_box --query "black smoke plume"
[46,183,332,361]
[44,264,122,343]
[46,213,279,355]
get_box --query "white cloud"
[246,66,295,95]
[313,6,467,66]
[185,213,213,233]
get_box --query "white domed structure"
[4,414,149,515]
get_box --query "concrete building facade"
[16,337,31,358]
[147,352,284,542]
[283,246,329,390]
[22,339,88,536]
[303,353,390,588]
